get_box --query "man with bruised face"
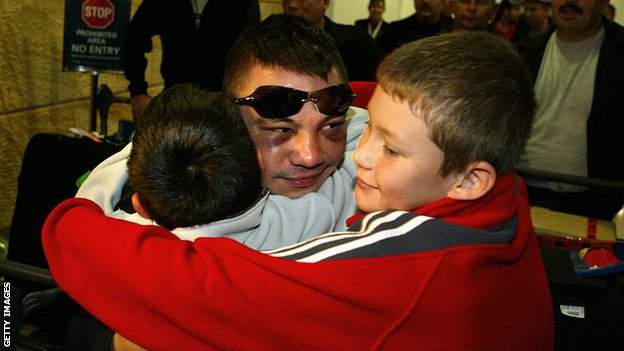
[53,15,369,349]
[75,14,367,246]
[225,13,351,198]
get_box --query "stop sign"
[81,0,115,29]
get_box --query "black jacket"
[324,17,384,82]
[377,14,452,54]
[516,19,624,182]
[123,0,259,96]
[354,18,388,42]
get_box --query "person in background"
[283,0,383,81]
[442,0,454,17]
[123,0,259,120]
[604,3,616,21]
[516,0,624,219]
[516,0,553,40]
[378,0,453,53]
[450,0,497,32]
[493,0,525,40]
[355,0,388,42]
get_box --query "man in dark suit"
[378,0,452,53]
[355,0,388,42]
[283,0,384,81]
[123,0,259,120]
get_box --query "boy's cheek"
[354,185,381,212]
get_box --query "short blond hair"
[377,31,534,177]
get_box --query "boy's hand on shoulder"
[113,333,147,351]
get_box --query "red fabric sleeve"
[43,197,553,351]
[42,198,432,350]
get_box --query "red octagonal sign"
[81,0,115,29]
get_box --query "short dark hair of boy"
[377,31,534,177]
[223,14,348,96]
[127,84,263,230]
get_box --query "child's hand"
[113,332,147,351]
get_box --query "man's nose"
[291,130,324,169]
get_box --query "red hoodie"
[42,173,553,350]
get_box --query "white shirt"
[368,21,383,39]
[524,28,604,191]
[190,0,208,27]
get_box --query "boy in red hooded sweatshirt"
[43,31,553,350]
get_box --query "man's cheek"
[321,125,347,143]
[261,174,274,191]
[321,131,346,157]
[252,130,292,148]
[256,149,265,173]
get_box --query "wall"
[327,0,415,25]
[614,0,624,24]
[260,0,284,19]
[0,1,145,232]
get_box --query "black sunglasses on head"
[233,84,356,119]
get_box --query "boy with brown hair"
[44,31,553,350]
[353,30,534,213]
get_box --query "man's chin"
[264,177,326,199]
[273,184,324,199]
[266,167,337,198]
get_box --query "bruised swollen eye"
[324,122,345,129]
[269,128,293,134]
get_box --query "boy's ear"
[131,193,152,220]
[446,161,496,201]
